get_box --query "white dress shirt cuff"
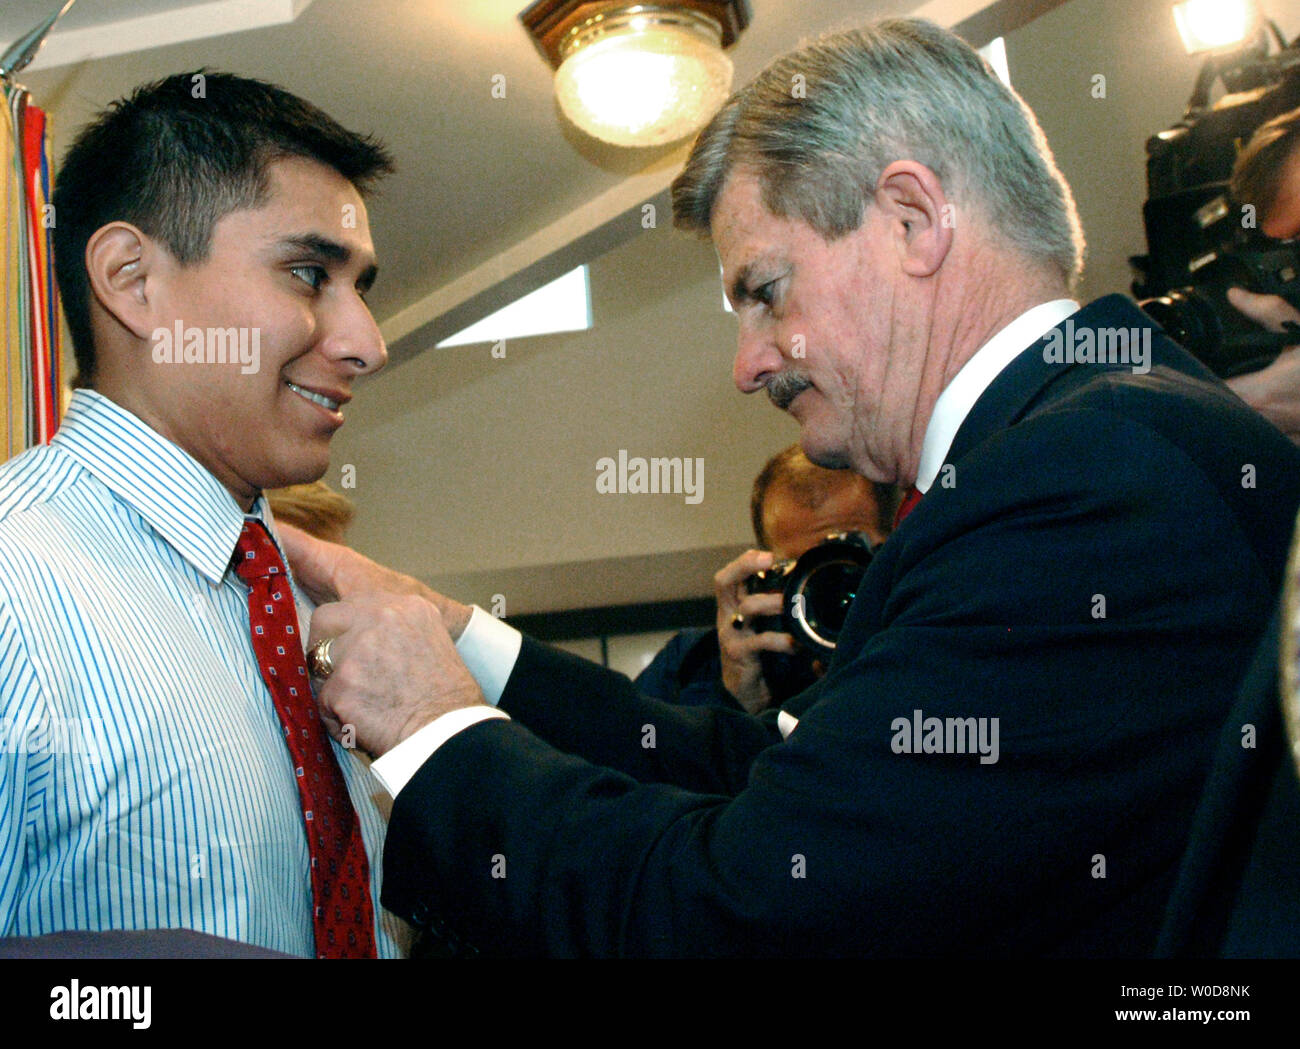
[370,706,511,798]
[455,604,523,706]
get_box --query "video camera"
[745,531,875,703]
[1131,21,1300,377]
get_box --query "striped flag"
[2,79,62,464]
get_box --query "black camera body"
[745,531,875,702]
[1131,30,1300,377]
[1140,238,1300,377]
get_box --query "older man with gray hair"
[283,18,1300,956]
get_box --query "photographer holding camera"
[636,445,895,713]
[1226,106,1300,441]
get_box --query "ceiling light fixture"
[521,1,750,148]
[1171,0,1261,55]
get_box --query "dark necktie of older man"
[234,519,377,959]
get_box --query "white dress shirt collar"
[52,388,271,584]
[915,299,1079,493]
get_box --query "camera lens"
[790,559,866,650]
[751,532,875,702]
[780,533,875,653]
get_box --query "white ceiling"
[3,0,312,65]
[3,0,257,28]
[2,0,243,33]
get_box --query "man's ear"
[84,222,163,340]
[874,161,953,278]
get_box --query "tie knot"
[233,519,288,585]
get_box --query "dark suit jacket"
[382,295,1300,956]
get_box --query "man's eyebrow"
[275,234,379,290]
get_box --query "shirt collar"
[52,388,271,585]
[915,299,1079,493]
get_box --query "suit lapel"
[946,294,1215,466]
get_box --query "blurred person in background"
[1226,106,1300,441]
[268,480,355,544]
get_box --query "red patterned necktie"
[895,485,923,528]
[233,519,377,959]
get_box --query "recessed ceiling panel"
[0,0,313,71]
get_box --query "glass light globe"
[554,11,733,148]
[1172,0,1259,54]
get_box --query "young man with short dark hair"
[0,71,405,957]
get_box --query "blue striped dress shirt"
[0,389,408,956]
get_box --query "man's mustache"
[766,371,813,410]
